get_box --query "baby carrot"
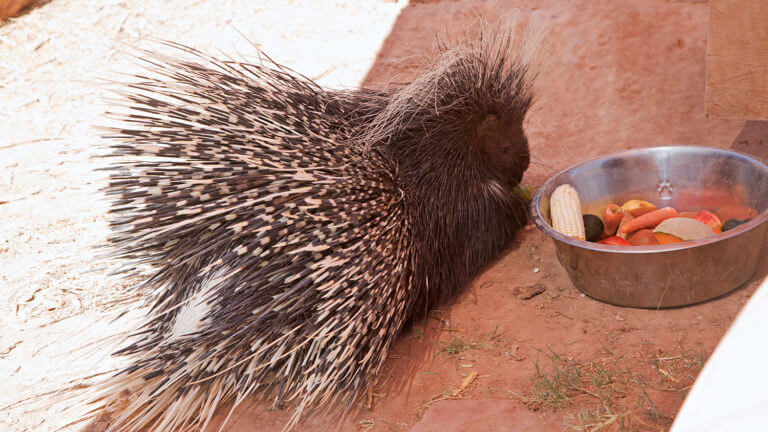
[602,204,624,238]
[620,207,678,234]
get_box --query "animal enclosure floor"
[1,1,767,431]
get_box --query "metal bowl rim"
[530,145,768,254]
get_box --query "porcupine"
[89,28,538,432]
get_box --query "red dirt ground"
[194,1,768,432]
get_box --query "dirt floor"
[2,1,768,431]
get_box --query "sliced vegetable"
[694,210,722,233]
[715,205,758,223]
[602,204,623,238]
[620,207,678,234]
[598,236,631,246]
[722,218,751,232]
[615,212,635,239]
[550,184,586,240]
[627,229,660,246]
[620,199,657,217]
[652,217,715,240]
[583,214,604,242]
[654,232,683,245]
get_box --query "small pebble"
[510,283,545,300]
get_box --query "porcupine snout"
[475,111,531,187]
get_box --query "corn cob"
[550,184,586,240]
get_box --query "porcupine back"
[92,30,537,432]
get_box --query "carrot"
[677,211,698,219]
[619,207,678,234]
[602,204,624,238]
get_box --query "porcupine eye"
[476,113,530,185]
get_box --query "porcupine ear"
[475,112,504,160]
[476,113,505,154]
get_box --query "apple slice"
[620,199,657,217]
[598,236,631,246]
[694,210,723,233]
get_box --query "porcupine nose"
[520,137,530,170]
[511,137,530,185]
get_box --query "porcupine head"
[42,24,540,432]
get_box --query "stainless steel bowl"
[530,146,768,308]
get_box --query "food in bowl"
[530,146,768,308]
[548,183,757,247]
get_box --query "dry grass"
[0,1,407,431]
[509,345,707,432]
[438,335,494,357]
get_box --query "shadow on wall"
[731,121,768,163]
[731,120,768,285]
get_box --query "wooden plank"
[706,0,768,120]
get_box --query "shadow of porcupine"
[85,25,539,432]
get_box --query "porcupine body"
[94,30,536,431]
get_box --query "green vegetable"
[583,214,604,242]
[513,183,535,201]
[722,218,751,232]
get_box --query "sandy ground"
[0,1,407,431]
[1,0,767,431]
